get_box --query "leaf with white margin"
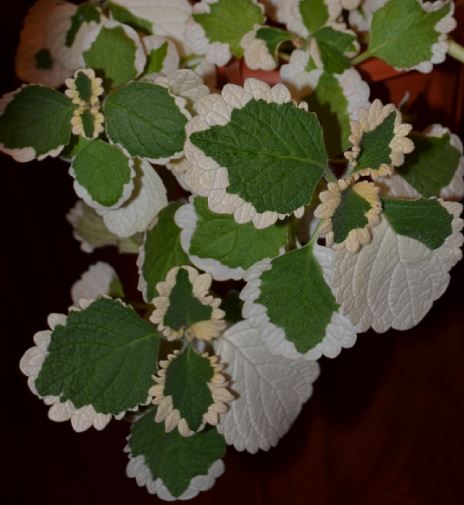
[375,125,464,202]
[175,196,287,281]
[241,244,358,360]
[82,20,146,90]
[126,408,225,500]
[276,0,342,38]
[186,78,328,229]
[15,0,73,87]
[67,200,143,254]
[108,0,192,56]
[100,159,168,238]
[185,0,265,66]
[333,199,463,333]
[215,320,320,453]
[104,81,189,164]
[19,298,160,432]
[0,85,76,162]
[138,203,190,302]
[348,0,386,32]
[71,262,123,305]
[367,0,456,73]
[45,1,102,73]
[154,69,210,114]
[143,36,180,77]
[70,139,135,211]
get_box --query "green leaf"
[306,72,350,157]
[368,0,451,69]
[129,408,226,498]
[382,197,453,250]
[139,203,190,301]
[313,26,357,74]
[108,2,153,34]
[354,111,396,172]
[164,346,214,431]
[257,245,339,353]
[189,196,287,269]
[332,187,371,245]
[190,99,328,214]
[66,3,101,47]
[74,71,94,103]
[299,0,330,33]
[164,269,213,332]
[104,81,187,161]
[193,0,265,58]
[36,298,160,415]
[256,27,294,57]
[0,86,76,160]
[71,139,134,208]
[145,42,169,74]
[84,25,141,90]
[68,201,143,253]
[396,132,461,197]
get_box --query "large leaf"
[176,197,287,280]
[20,298,160,431]
[138,203,190,302]
[216,321,320,453]
[70,139,134,210]
[127,408,225,499]
[193,0,265,58]
[104,81,188,163]
[190,95,328,216]
[367,0,452,71]
[333,200,463,332]
[0,85,76,162]
[242,244,357,360]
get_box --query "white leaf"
[70,262,118,305]
[332,201,463,332]
[215,321,320,453]
[100,159,168,238]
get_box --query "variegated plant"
[2,0,464,501]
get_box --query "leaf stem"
[286,216,299,252]
[351,50,372,66]
[447,39,464,65]
[324,165,337,183]
[278,52,291,62]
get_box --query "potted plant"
[2,0,464,502]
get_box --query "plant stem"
[324,165,337,183]
[286,216,299,251]
[278,51,291,62]
[447,39,464,65]
[351,50,372,66]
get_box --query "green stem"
[278,51,291,62]
[447,39,464,65]
[309,219,323,247]
[324,165,337,183]
[351,50,372,66]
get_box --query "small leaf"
[67,201,143,254]
[333,200,463,332]
[255,26,295,57]
[193,0,265,58]
[145,42,169,74]
[216,321,320,453]
[83,22,145,90]
[71,262,123,305]
[0,85,76,162]
[299,0,332,33]
[70,139,134,209]
[242,244,357,360]
[313,26,357,74]
[127,408,225,499]
[368,0,453,71]
[20,298,160,431]
[176,197,287,281]
[104,81,188,162]
[165,269,213,333]
[138,203,190,302]
[66,3,101,47]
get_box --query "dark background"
[1,1,464,504]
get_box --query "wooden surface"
[1,2,464,504]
